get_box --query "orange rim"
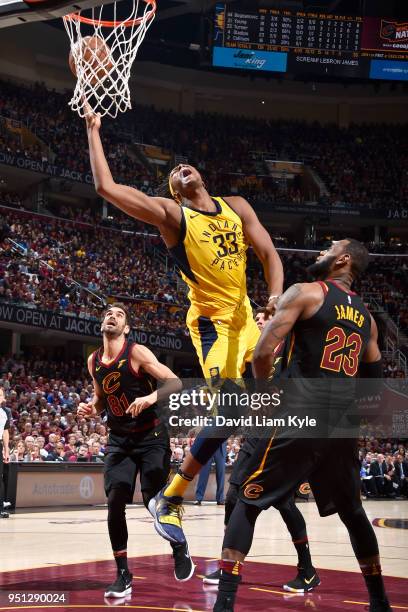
[65,0,156,28]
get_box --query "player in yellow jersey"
[168,191,269,380]
[85,110,283,552]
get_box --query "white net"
[63,0,156,118]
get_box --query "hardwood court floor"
[0,500,407,611]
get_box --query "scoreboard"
[223,11,362,52]
[213,4,408,81]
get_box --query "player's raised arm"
[252,283,308,379]
[85,111,180,231]
[226,196,284,311]
[126,345,182,418]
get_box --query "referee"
[0,387,11,519]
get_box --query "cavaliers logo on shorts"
[298,482,311,496]
[243,483,264,499]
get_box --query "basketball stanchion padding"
[63,0,156,118]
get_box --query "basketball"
[68,35,113,85]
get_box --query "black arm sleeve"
[359,360,383,379]
[357,360,383,398]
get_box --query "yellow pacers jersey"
[170,197,249,311]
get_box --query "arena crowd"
[1,79,407,211]
[1,206,407,340]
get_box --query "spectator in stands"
[36,436,48,460]
[28,442,44,462]
[172,446,184,463]
[44,432,58,454]
[90,441,104,463]
[394,454,408,497]
[64,433,78,458]
[75,444,91,463]
[9,440,27,462]
[24,435,35,455]
[369,453,391,497]
[46,442,65,462]
[384,455,397,497]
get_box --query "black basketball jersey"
[91,339,159,435]
[286,280,371,379]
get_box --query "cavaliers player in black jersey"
[204,310,320,593]
[214,239,391,612]
[77,303,193,599]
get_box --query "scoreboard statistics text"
[213,4,408,81]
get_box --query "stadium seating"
[1,206,407,342]
[1,79,407,210]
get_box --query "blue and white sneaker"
[148,488,186,545]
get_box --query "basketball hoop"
[63,0,156,119]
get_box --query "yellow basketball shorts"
[187,298,260,380]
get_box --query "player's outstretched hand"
[0,386,5,405]
[126,393,156,418]
[83,100,101,131]
[77,402,95,418]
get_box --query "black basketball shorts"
[229,437,259,487]
[238,434,359,517]
[104,423,171,502]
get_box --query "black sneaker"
[203,569,221,585]
[213,572,241,612]
[172,541,195,582]
[283,566,320,593]
[0,511,9,519]
[369,599,392,612]
[104,570,133,598]
[213,594,235,612]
